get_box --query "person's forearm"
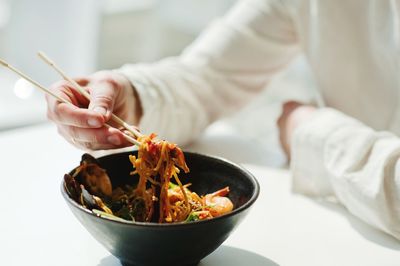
[285,107,400,239]
[116,0,299,145]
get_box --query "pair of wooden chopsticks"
[0,52,142,146]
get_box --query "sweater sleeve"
[116,0,299,144]
[291,108,400,239]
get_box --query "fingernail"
[107,135,121,145]
[93,106,107,116]
[87,118,101,127]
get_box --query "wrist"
[113,73,143,126]
[278,101,317,159]
[130,81,143,126]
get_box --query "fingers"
[46,80,105,128]
[49,103,105,128]
[88,80,118,121]
[58,125,133,150]
[47,80,87,106]
[277,101,317,159]
[277,101,303,158]
[47,72,135,151]
[74,77,90,87]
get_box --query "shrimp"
[203,186,233,217]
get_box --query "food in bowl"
[62,151,259,266]
[64,134,234,224]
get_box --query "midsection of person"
[291,0,400,132]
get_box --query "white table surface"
[1,123,399,266]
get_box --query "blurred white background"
[0,0,318,159]
[0,0,240,130]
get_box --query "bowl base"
[120,260,200,266]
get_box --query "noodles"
[129,133,190,223]
[65,134,234,224]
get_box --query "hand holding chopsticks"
[37,52,142,140]
[0,54,142,148]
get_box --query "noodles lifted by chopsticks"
[129,133,190,223]
[66,134,234,223]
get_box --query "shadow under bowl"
[61,151,260,266]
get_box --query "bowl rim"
[61,151,260,228]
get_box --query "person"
[46,0,400,240]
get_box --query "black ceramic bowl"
[61,151,259,266]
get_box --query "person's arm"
[46,0,298,150]
[281,104,400,239]
[117,0,299,144]
[46,72,139,150]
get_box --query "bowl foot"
[120,260,199,266]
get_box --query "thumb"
[88,82,116,121]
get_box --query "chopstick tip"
[0,58,8,67]
[37,51,53,65]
